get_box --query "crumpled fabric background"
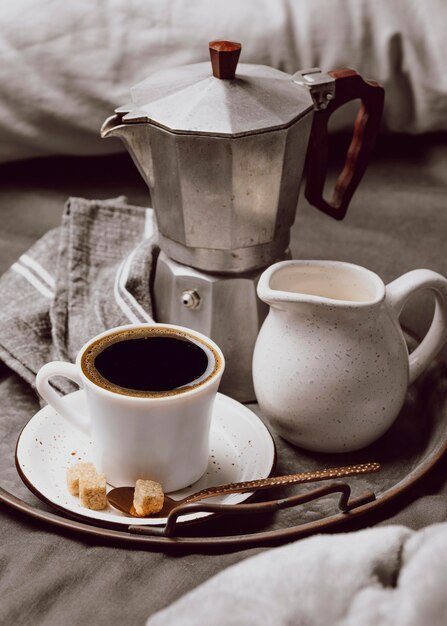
[1,0,447,163]
[146,523,447,626]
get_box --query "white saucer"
[16,391,275,527]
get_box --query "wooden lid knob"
[209,41,241,80]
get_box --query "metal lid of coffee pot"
[115,41,314,137]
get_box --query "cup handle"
[36,361,90,436]
[386,270,447,384]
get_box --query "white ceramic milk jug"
[253,260,447,452]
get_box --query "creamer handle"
[386,270,447,384]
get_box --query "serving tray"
[2,353,446,551]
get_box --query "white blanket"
[0,0,446,163]
[146,523,447,626]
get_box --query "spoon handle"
[183,462,380,505]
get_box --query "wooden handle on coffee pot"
[305,69,385,220]
[209,40,241,79]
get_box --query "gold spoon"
[107,461,380,518]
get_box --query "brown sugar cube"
[66,462,97,496]
[133,479,164,516]
[79,473,107,510]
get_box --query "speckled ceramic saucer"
[16,391,275,527]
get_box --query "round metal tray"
[1,353,446,551]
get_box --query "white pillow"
[0,0,445,163]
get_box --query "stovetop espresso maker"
[101,41,384,401]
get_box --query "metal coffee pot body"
[101,42,384,401]
[102,108,311,274]
[102,43,384,274]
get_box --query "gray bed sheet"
[0,133,446,625]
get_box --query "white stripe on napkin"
[118,248,152,323]
[113,260,141,324]
[11,263,54,299]
[20,254,56,289]
[144,208,155,239]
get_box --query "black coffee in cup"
[81,327,220,397]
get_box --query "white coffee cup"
[36,323,225,492]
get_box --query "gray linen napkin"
[0,196,157,390]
